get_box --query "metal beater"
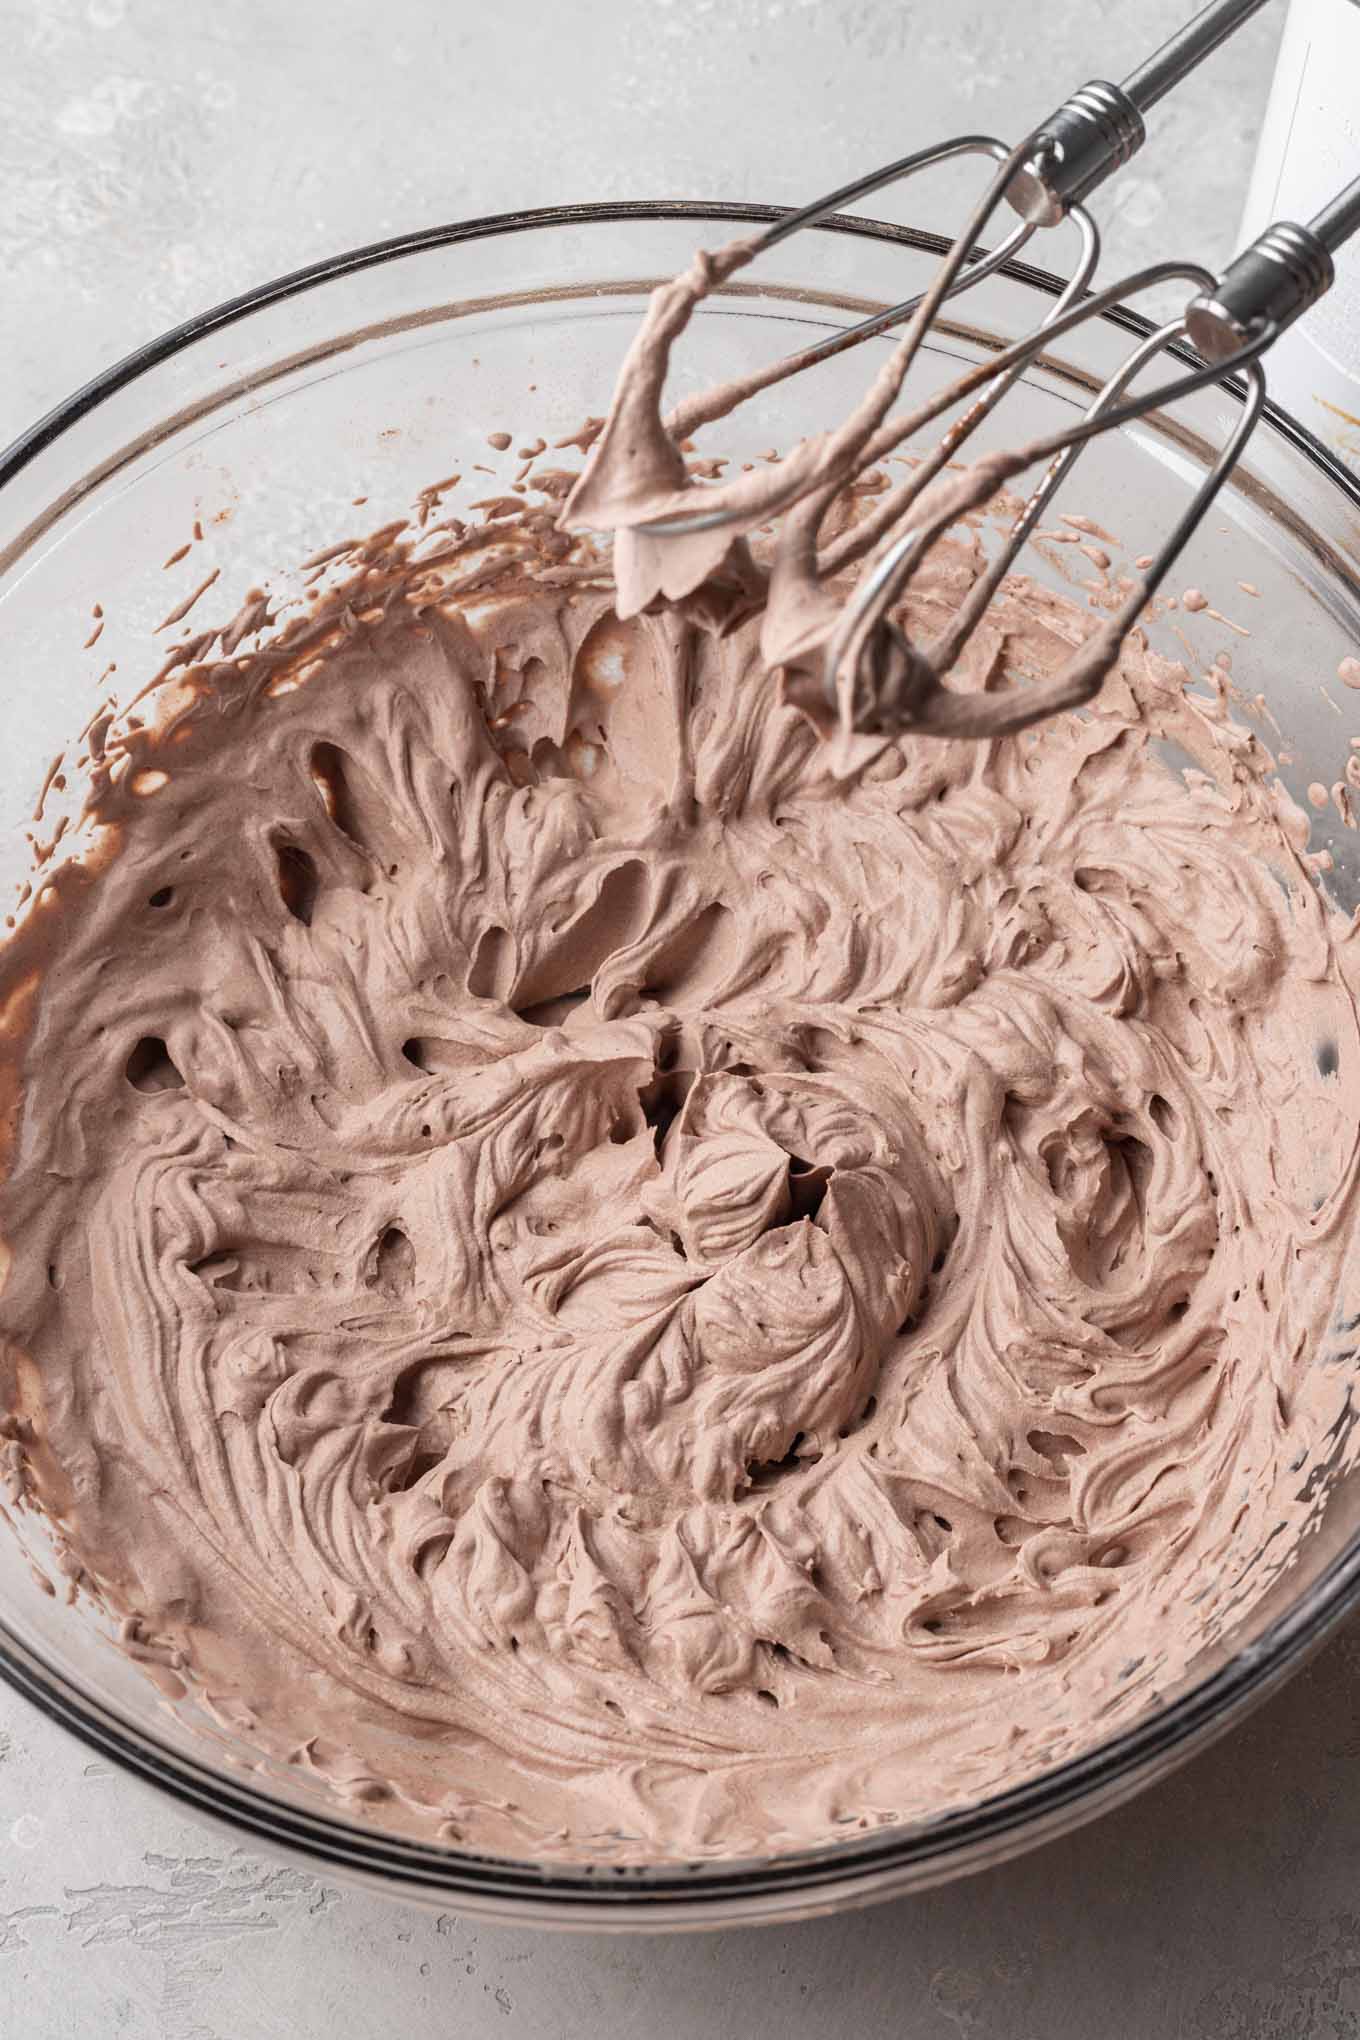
[594,0,1360,738]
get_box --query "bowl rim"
[4,198,1360,1925]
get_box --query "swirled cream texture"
[1,509,1359,1862]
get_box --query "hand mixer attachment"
[820,172,1360,739]
[563,0,1360,741]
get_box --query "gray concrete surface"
[7,1611,1360,2038]
[7,3,1348,2036]
[2,0,1280,450]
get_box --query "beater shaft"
[1005,0,1271,226]
[1188,176,1360,362]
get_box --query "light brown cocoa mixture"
[2,305,1359,1861]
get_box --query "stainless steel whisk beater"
[630,0,1360,737]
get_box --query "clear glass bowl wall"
[2,205,1360,1928]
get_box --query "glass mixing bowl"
[3,204,1360,1930]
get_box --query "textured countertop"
[11,4,1359,2037]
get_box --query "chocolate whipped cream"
[2,344,1360,1865]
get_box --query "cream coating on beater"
[561,232,1139,739]
[1,486,1360,1863]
